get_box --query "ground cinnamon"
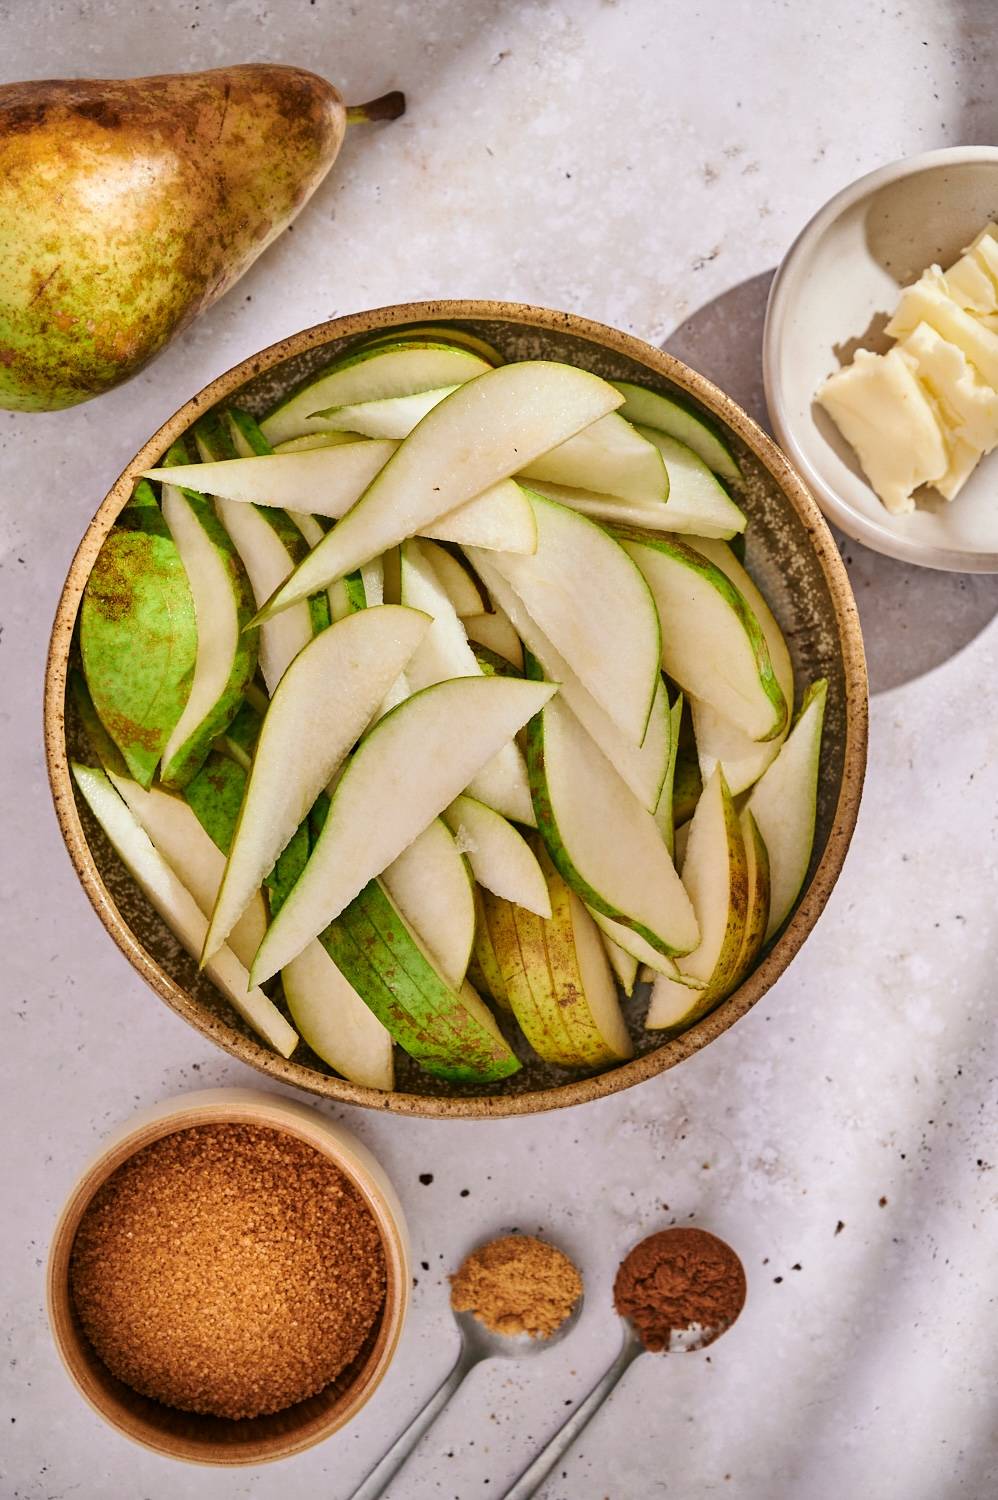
[70,1123,386,1418]
[613,1227,746,1352]
[450,1234,582,1339]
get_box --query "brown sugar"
[70,1123,386,1419]
[450,1234,582,1339]
[614,1227,746,1352]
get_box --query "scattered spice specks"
[419,1173,434,1186]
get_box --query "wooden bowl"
[44,300,868,1117]
[46,1088,410,1465]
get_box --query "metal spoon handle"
[349,1339,482,1500]
[501,1331,644,1500]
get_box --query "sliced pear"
[419,539,487,616]
[381,819,475,990]
[106,772,267,972]
[399,539,534,825]
[600,930,639,996]
[637,425,746,533]
[746,680,827,941]
[519,412,668,504]
[312,385,458,438]
[252,676,558,984]
[79,484,197,788]
[463,607,525,670]
[71,764,298,1058]
[443,794,551,917]
[481,844,632,1068]
[467,886,511,1010]
[619,531,787,743]
[654,692,684,854]
[203,605,431,962]
[686,536,795,795]
[355,325,503,365]
[588,908,686,980]
[611,382,741,479]
[252,363,622,620]
[526,689,699,958]
[523,479,744,541]
[645,768,748,1030]
[468,493,661,746]
[281,942,395,1091]
[732,809,771,984]
[261,342,493,445]
[273,431,366,453]
[158,474,258,789]
[473,562,669,811]
[422,480,538,553]
[321,879,520,1083]
[184,749,249,854]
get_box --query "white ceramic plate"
[764,146,998,571]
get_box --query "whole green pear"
[0,66,402,411]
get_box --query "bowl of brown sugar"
[46,1089,409,1465]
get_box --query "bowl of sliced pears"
[45,301,868,1117]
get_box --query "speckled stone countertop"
[3,3,998,1496]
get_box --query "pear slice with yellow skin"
[731,809,771,987]
[645,767,748,1031]
[467,886,511,1010]
[600,931,639,997]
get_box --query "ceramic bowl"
[764,146,998,571]
[45,300,868,1117]
[46,1088,409,1465]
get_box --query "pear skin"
[0,67,399,410]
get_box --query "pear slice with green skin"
[519,412,668,505]
[272,431,367,453]
[443,794,551,917]
[617,531,787,744]
[525,681,699,959]
[353,325,503,366]
[203,604,431,964]
[645,768,749,1031]
[471,557,668,810]
[587,908,690,982]
[267,816,394,1092]
[106,772,267,972]
[482,842,633,1068]
[463,609,525,671]
[79,482,197,788]
[746,679,828,942]
[251,675,558,986]
[380,819,476,991]
[635,427,746,533]
[522,479,745,541]
[654,692,684,855]
[312,384,459,438]
[599,930,639,996]
[419,539,488,617]
[611,382,741,480]
[468,493,661,747]
[685,536,794,796]
[71,763,298,1058]
[251,362,622,622]
[399,538,534,825]
[261,342,494,445]
[157,454,259,790]
[193,414,323,694]
[321,879,520,1084]
[467,886,511,1010]
[184,750,250,853]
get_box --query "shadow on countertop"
[662,271,998,696]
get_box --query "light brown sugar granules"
[70,1123,386,1419]
[450,1234,582,1338]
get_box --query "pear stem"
[346,91,406,125]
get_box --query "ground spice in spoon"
[450,1234,582,1338]
[613,1227,746,1352]
[70,1123,387,1419]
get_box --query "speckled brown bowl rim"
[44,299,869,1119]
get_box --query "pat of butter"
[943,225,998,319]
[887,267,998,387]
[935,434,980,502]
[817,347,948,514]
[896,321,998,454]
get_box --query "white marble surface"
[3,2,998,1496]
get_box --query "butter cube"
[935,435,980,501]
[887,267,998,387]
[817,347,948,514]
[896,321,998,453]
